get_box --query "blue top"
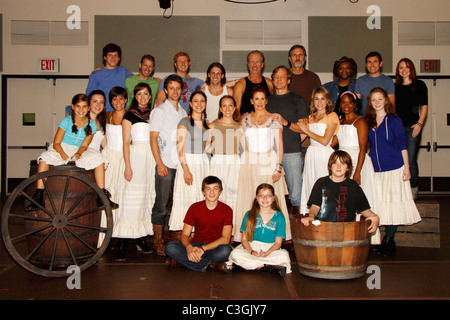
[368,113,407,172]
[240,210,286,243]
[323,78,357,107]
[159,74,204,113]
[355,73,395,116]
[58,116,97,147]
[86,66,133,112]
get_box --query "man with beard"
[288,45,321,106]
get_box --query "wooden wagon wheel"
[1,169,113,277]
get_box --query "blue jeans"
[152,167,176,225]
[165,241,232,272]
[282,152,303,206]
[404,126,421,195]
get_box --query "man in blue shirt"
[155,52,204,113]
[355,51,395,116]
[86,43,133,112]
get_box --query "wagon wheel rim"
[1,170,113,277]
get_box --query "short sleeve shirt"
[183,200,233,244]
[240,210,286,243]
[59,116,97,147]
[307,176,370,222]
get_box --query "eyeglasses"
[257,194,273,199]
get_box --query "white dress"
[300,116,338,214]
[102,124,123,204]
[205,85,228,123]
[337,119,381,244]
[234,114,290,242]
[169,118,210,231]
[113,122,156,238]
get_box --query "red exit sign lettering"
[38,58,60,73]
[420,59,440,73]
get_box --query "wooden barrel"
[290,215,371,280]
[25,161,101,268]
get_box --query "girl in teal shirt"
[227,183,291,277]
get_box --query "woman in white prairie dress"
[169,91,210,232]
[334,91,380,244]
[298,86,339,215]
[234,85,290,242]
[114,83,156,260]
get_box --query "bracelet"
[285,120,291,128]
[417,122,423,128]
[200,246,206,252]
[75,153,81,157]
[276,162,283,168]
[250,250,255,255]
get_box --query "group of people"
[26,42,427,277]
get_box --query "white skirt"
[226,241,292,273]
[38,143,104,171]
[102,146,123,203]
[113,143,156,238]
[300,144,334,214]
[374,166,421,226]
[341,148,381,244]
[169,153,210,231]
[210,154,241,224]
[234,150,290,242]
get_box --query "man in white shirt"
[150,74,187,256]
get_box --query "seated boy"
[165,176,233,272]
[301,150,379,233]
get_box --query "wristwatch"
[285,120,291,128]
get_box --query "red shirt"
[183,200,233,244]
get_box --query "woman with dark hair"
[201,62,234,122]
[334,91,380,244]
[114,82,155,260]
[395,58,428,200]
[169,90,210,234]
[207,95,246,218]
[227,183,291,278]
[323,56,358,117]
[298,86,339,215]
[365,87,421,256]
[234,85,290,242]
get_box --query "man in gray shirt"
[267,65,308,216]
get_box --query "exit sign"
[420,59,440,73]
[38,58,60,73]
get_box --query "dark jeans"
[151,167,176,225]
[404,126,421,195]
[165,241,232,272]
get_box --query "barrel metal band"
[293,238,370,247]
[297,262,367,272]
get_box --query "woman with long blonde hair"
[298,86,340,214]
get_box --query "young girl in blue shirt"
[26,93,118,211]
[365,87,421,256]
[227,183,291,277]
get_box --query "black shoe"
[379,236,396,256]
[97,188,119,209]
[25,189,44,212]
[232,263,245,273]
[260,264,287,278]
[136,237,153,254]
[115,239,128,261]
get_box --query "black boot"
[260,264,287,278]
[97,188,119,209]
[115,239,128,261]
[379,236,396,256]
[136,237,153,254]
[25,189,44,212]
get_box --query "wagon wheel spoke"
[11,223,53,242]
[24,227,56,262]
[61,228,78,266]
[43,178,59,217]
[19,189,54,219]
[66,221,108,233]
[59,175,71,216]
[64,186,95,217]
[63,226,97,255]
[48,229,60,271]
[8,213,52,223]
[67,207,101,222]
